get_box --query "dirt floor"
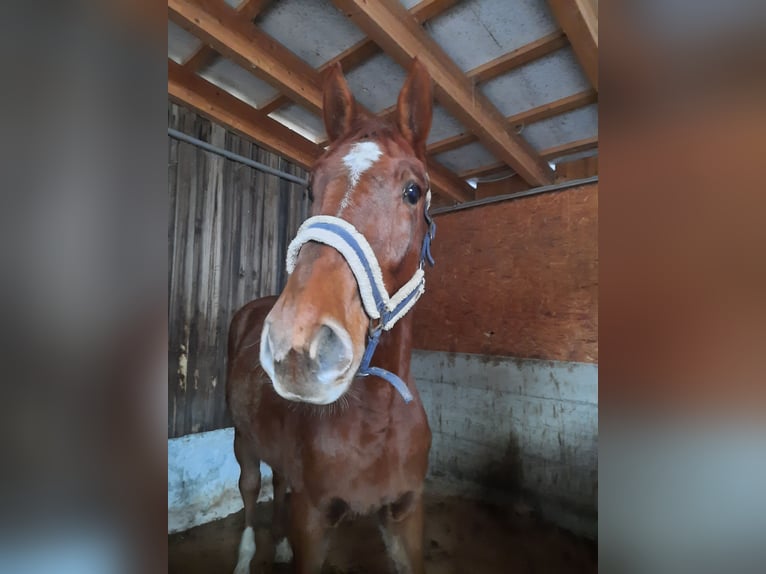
[169,494,596,573]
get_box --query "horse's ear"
[322,62,356,142]
[396,58,433,160]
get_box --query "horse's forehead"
[322,136,411,177]
[341,140,384,184]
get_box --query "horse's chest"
[299,414,427,511]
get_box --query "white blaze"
[339,141,382,212]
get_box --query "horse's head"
[260,59,434,404]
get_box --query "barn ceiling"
[168,0,598,203]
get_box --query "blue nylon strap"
[310,221,387,309]
[358,366,414,403]
[420,228,435,267]
[359,325,382,373]
[421,214,437,268]
[356,326,413,403]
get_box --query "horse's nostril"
[310,322,353,384]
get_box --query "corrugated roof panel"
[168,21,202,65]
[256,0,367,69]
[434,142,499,173]
[427,105,469,145]
[269,104,326,144]
[425,0,558,72]
[346,53,408,113]
[198,58,280,109]
[480,47,591,118]
[521,104,598,152]
[167,0,598,181]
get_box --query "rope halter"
[285,190,436,403]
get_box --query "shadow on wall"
[413,350,598,539]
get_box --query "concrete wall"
[168,428,273,534]
[413,350,597,539]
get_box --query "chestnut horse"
[226,59,436,574]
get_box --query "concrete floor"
[169,494,596,573]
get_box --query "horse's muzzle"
[259,319,354,404]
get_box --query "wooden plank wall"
[168,103,309,438]
[413,184,598,363]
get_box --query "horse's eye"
[403,182,421,205]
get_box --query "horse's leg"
[378,492,426,574]
[271,470,293,563]
[233,429,261,574]
[289,490,329,574]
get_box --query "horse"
[225,58,436,574]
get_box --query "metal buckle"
[368,317,384,337]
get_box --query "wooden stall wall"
[413,184,598,363]
[168,103,309,438]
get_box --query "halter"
[285,190,436,404]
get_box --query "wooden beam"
[257,36,380,116]
[540,135,598,160]
[458,135,598,179]
[258,0,460,115]
[333,0,554,186]
[508,89,597,127]
[466,30,568,84]
[169,0,323,113]
[427,89,597,155]
[182,0,272,72]
[410,0,461,22]
[169,0,472,201]
[168,59,321,169]
[475,175,531,199]
[425,131,474,157]
[546,0,598,90]
[554,155,598,182]
[458,162,509,181]
[167,62,470,201]
[427,162,475,203]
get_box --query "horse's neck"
[375,313,414,383]
[350,314,414,422]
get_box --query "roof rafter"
[168,0,473,202]
[466,30,568,84]
[428,89,597,155]
[182,0,272,73]
[258,0,461,115]
[546,0,598,90]
[332,0,554,186]
[319,31,581,149]
[168,58,321,168]
[540,134,598,160]
[169,0,323,112]
[170,58,471,201]
[458,135,598,180]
